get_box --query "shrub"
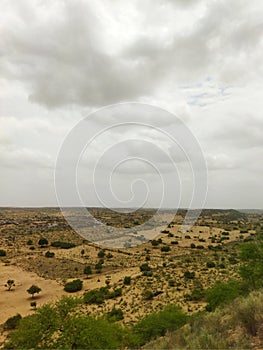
[190,243,196,248]
[142,289,154,300]
[184,271,195,280]
[38,238,48,246]
[168,280,176,287]
[124,276,131,285]
[4,314,22,330]
[51,241,76,249]
[84,265,92,275]
[107,307,124,321]
[30,301,37,309]
[171,240,178,245]
[205,280,244,311]
[98,250,105,258]
[0,249,7,256]
[27,239,33,245]
[45,251,55,258]
[133,305,187,345]
[161,246,171,252]
[206,261,216,268]
[64,279,83,293]
[5,299,124,349]
[151,240,159,246]
[221,231,230,236]
[234,291,263,336]
[95,262,102,273]
[84,288,107,305]
[83,287,122,305]
[140,263,151,272]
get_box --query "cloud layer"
[0,0,262,208]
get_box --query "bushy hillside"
[145,289,263,350]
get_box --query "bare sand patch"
[0,262,66,324]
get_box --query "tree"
[27,285,41,298]
[5,279,15,291]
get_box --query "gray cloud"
[1,0,262,108]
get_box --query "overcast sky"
[0,0,263,209]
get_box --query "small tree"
[27,285,41,298]
[5,279,15,291]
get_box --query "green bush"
[5,299,124,349]
[64,279,83,293]
[0,249,7,256]
[84,265,92,275]
[83,287,122,305]
[142,289,154,300]
[124,276,131,285]
[133,305,187,345]
[205,280,244,311]
[98,250,105,258]
[51,241,76,249]
[140,263,151,272]
[184,271,195,280]
[206,261,216,268]
[107,307,124,321]
[4,314,22,330]
[38,238,48,246]
[161,246,171,252]
[45,251,55,258]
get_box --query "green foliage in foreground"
[4,297,187,349]
[5,297,122,350]
[4,314,22,330]
[132,305,188,346]
[145,290,263,350]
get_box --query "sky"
[0,0,263,209]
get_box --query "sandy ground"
[0,262,66,324]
